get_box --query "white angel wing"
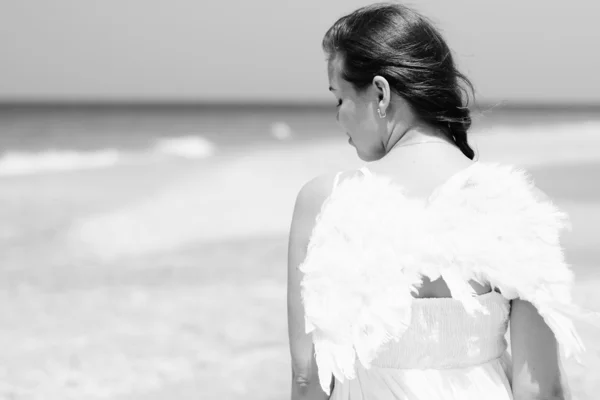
[300,174,426,393]
[430,162,600,361]
[300,162,600,394]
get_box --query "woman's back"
[297,158,595,399]
[350,144,492,299]
[345,165,514,399]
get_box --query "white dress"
[299,161,599,400]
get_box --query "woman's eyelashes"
[336,99,343,108]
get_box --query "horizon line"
[0,100,599,113]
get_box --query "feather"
[299,161,600,394]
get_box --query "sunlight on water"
[0,136,216,176]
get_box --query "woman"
[287,3,597,400]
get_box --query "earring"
[377,108,386,118]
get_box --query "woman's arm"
[510,299,572,400]
[287,174,336,400]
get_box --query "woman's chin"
[349,141,376,162]
[356,151,371,162]
[356,150,383,162]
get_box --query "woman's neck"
[385,124,453,154]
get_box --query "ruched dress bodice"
[373,291,510,369]
[330,291,514,400]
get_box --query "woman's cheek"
[337,109,347,129]
[340,108,354,131]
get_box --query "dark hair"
[323,2,476,160]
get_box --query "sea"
[1,103,599,176]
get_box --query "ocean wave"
[0,136,216,176]
[152,136,216,159]
[0,149,121,176]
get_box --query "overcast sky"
[1,0,599,104]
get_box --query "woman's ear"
[372,76,391,112]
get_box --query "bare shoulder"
[290,173,336,233]
[294,170,360,211]
[289,170,360,245]
[295,173,337,205]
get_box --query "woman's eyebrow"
[329,86,337,92]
